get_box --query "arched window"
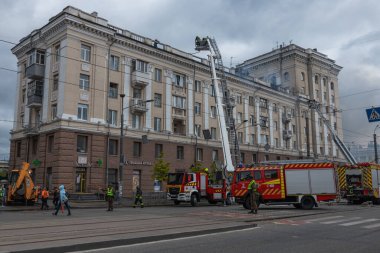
[314,75,319,84]
[301,72,305,81]
[322,78,327,87]
[284,72,289,81]
[271,75,276,86]
[330,82,334,90]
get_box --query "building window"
[284,72,289,81]
[155,68,162,82]
[275,138,279,148]
[324,92,327,100]
[323,78,327,87]
[260,116,268,128]
[51,104,57,120]
[249,96,254,106]
[48,135,54,153]
[273,103,277,112]
[238,132,243,142]
[250,134,255,145]
[132,114,142,129]
[133,142,142,157]
[252,154,257,163]
[334,122,337,131]
[212,150,218,161]
[22,88,26,103]
[195,80,201,92]
[31,137,38,155]
[196,148,203,161]
[195,124,202,137]
[237,112,243,123]
[54,44,60,63]
[174,73,186,87]
[16,141,21,157]
[77,104,88,120]
[301,72,305,81]
[109,83,118,98]
[315,89,319,99]
[109,55,119,71]
[53,74,59,91]
[250,115,255,126]
[155,144,163,158]
[172,96,186,109]
[177,146,184,160]
[133,88,142,99]
[27,50,45,66]
[270,75,276,86]
[109,139,118,155]
[210,84,216,97]
[211,127,217,140]
[108,110,117,126]
[154,93,162,107]
[81,44,91,62]
[314,75,319,84]
[154,117,161,132]
[133,59,148,72]
[77,135,88,153]
[241,153,245,163]
[210,106,216,118]
[259,98,268,109]
[236,94,242,104]
[331,95,335,103]
[331,82,335,90]
[274,121,278,131]
[79,74,90,91]
[301,87,305,94]
[194,102,201,115]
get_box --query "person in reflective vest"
[106,185,115,211]
[133,186,144,208]
[247,176,258,214]
[40,187,49,210]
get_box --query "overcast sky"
[0,0,379,160]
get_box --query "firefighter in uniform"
[247,176,259,214]
[133,186,144,208]
[106,185,115,211]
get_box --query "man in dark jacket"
[133,186,144,208]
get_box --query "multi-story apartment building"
[9,6,343,196]
[236,43,343,161]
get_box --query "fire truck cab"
[167,172,227,206]
[232,162,338,210]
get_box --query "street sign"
[366,107,380,122]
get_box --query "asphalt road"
[0,202,378,253]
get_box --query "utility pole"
[305,111,310,158]
[374,125,379,164]
[119,93,125,198]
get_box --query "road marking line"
[320,217,361,224]
[340,218,379,226]
[68,226,261,253]
[362,223,380,229]
[305,216,344,222]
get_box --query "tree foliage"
[152,153,170,182]
[190,161,203,173]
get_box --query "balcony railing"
[27,95,42,107]
[130,98,149,113]
[25,64,45,80]
[172,108,186,119]
[283,130,293,140]
[23,124,39,136]
[131,71,149,88]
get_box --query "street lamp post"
[119,95,153,198]
[374,125,379,164]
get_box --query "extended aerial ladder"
[195,36,240,171]
[308,99,357,165]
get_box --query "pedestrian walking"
[133,186,144,208]
[247,175,259,214]
[53,185,71,216]
[0,184,4,207]
[40,187,49,210]
[105,185,115,211]
[52,187,59,209]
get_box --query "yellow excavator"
[7,162,37,205]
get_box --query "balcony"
[130,98,149,113]
[27,95,43,107]
[25,63,45,80]
[23,124,39,136]
[172,84,186,96]
[131,71,149,88]
[282,112,292,124]
[172,107,186,119]
[283,130,293,140]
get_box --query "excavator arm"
[8,162,36,202]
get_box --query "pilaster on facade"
[203,82,209,130]
[145,64,153,130]
[164,69,172,132]
[57,38,68,120]
[279,107,284,148]
[42,47,51,123]
[314,111,320,155]
[244,95,249,144]
[255,97,261,144]
[268,102,274,146]
[123,57,132,127]
[14,64,22,129]
[187,77,194,136]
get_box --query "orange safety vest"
[41,190,49,199]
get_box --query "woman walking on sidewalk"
[53,185,71,216]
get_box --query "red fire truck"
[166,172,227,206]
[231,162,338,209]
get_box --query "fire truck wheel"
[191,194,199,207]
[301,196,315,210]
[174,200,180,205]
